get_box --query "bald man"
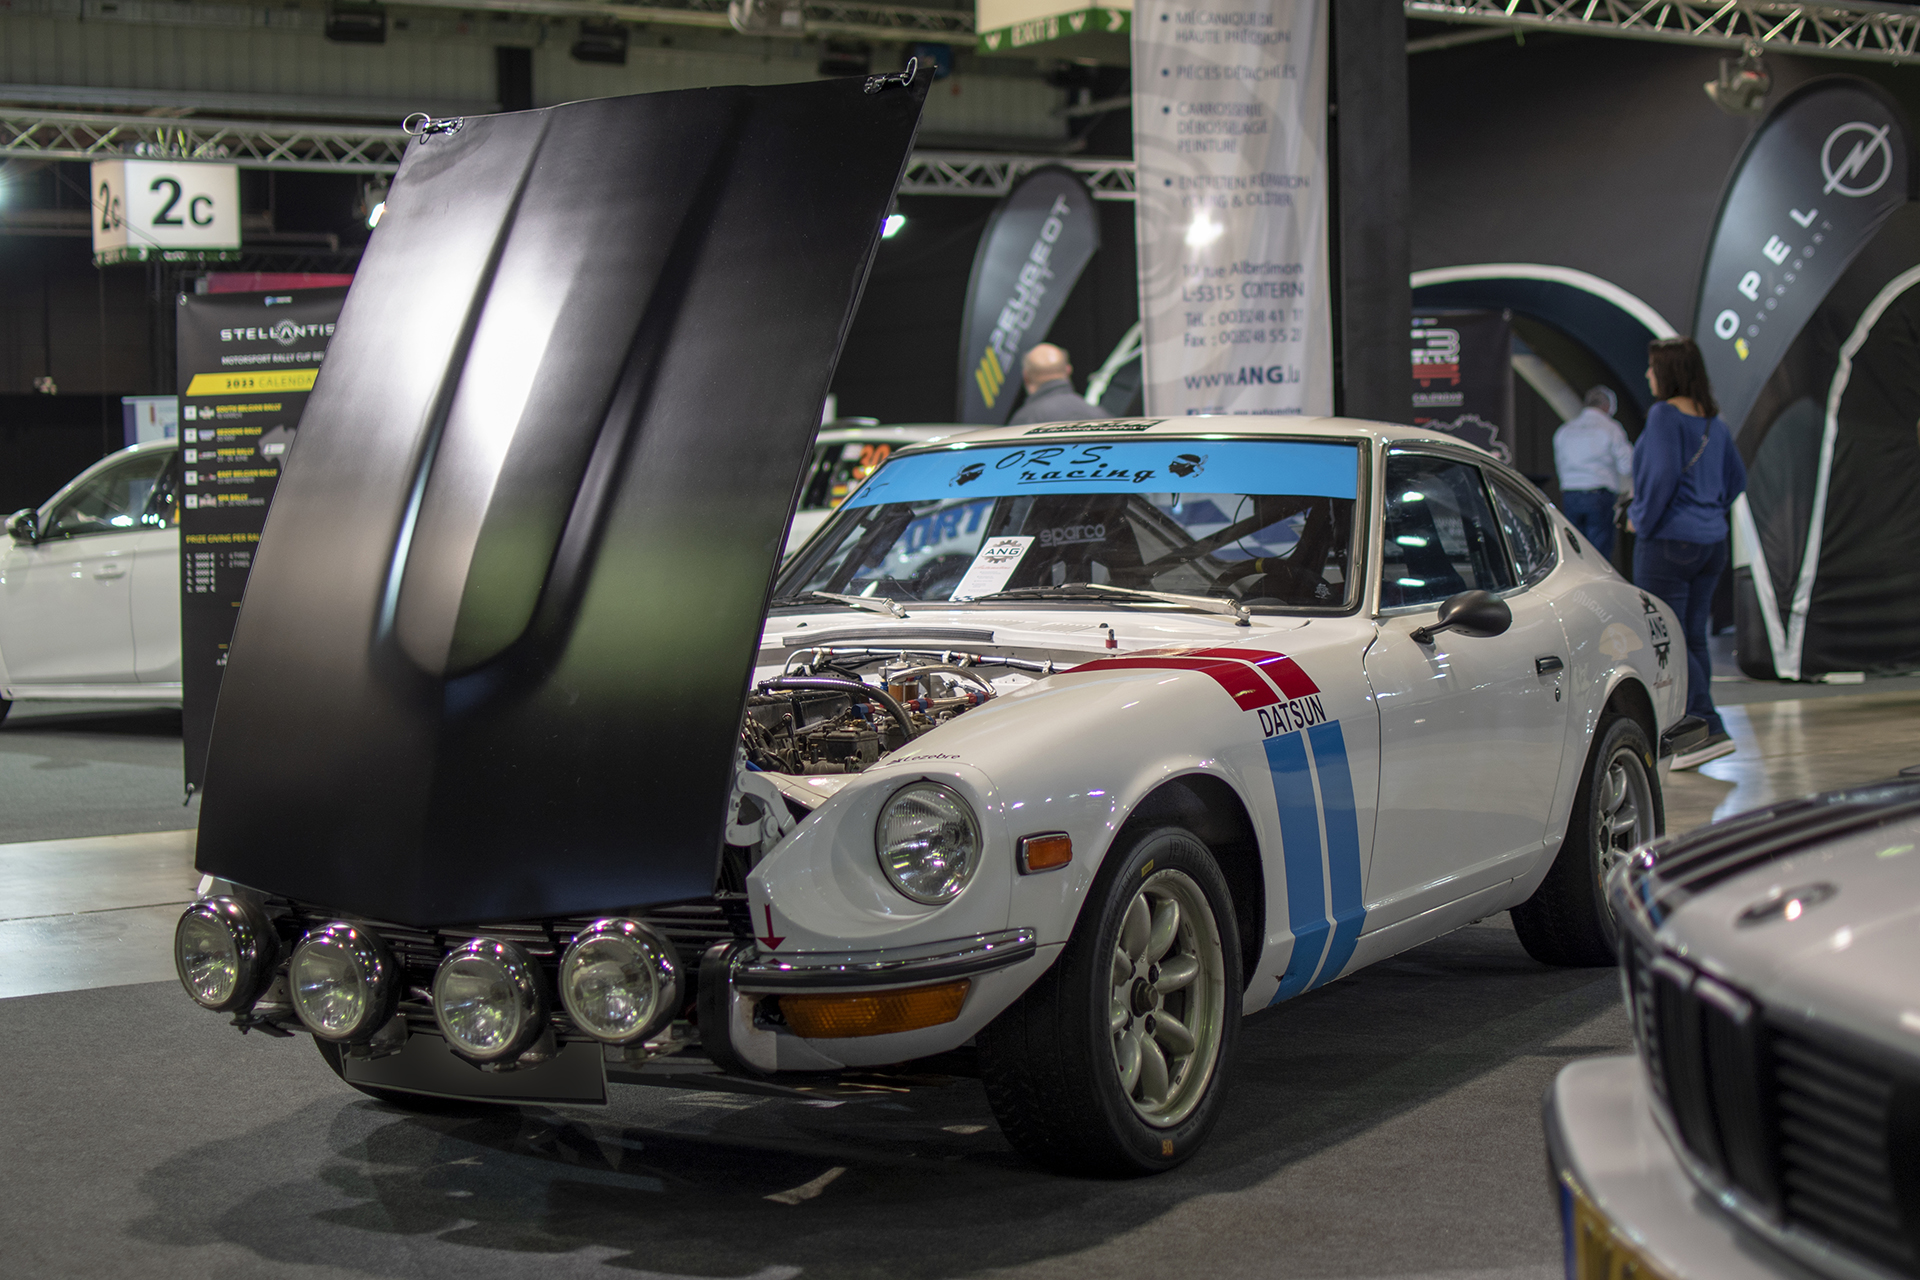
[1007,342,1106,426]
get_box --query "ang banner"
[1694,77,1913,434]
[176,287,345,790]
[1131,0,1330,417]
[956,167,1101,424]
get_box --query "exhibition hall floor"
[2,687,1915,1279]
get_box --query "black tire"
[313,1038,504,1114]
[979,825,1242,1176]
[1511,714,1663,967]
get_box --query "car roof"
[889,415,1490,457]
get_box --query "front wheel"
[979,825,1241,1175]
[1511,713,1662,967]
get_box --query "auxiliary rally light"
[779,979,970,1039]
[174,896,279,1012]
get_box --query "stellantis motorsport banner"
[176,287,345,790]
[956,167,1101,424]
[1694,77,1913,435]
[1131,0,1331,416]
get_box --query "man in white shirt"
[1553,386,1634,559]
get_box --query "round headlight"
[433,938,546,1063]
[559,919,682,1045]
[174,897,279,1012]
[289,922,397,1042]
[875,781,981,905]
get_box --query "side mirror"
[1411,589,1512,645]
[5,508,37,544]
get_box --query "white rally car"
[178,415,1701,1176]
[167,76,1702,1179]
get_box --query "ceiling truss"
[0,108,1143,196]
[1404,1,1920,62]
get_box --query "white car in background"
[0,440,182,720]
[784,421,956,555]
[1549,776,1920,1280]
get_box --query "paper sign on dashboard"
[951,536,1035,600]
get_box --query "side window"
[142,453,182,529]
[43,451,173,539]
[1490,476,1555,587]
[1379,454,1516,609]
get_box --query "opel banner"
[956,167,1101,424]
[1693,77,1913,435]
[1131,0,1330,416]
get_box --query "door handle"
[94,563,126,580]
[1535,655,1564,674]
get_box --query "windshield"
[776,439,1361,611]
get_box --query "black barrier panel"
[1692,77,1914,436]
[955,167,1101,424]
[195,73,929,926]
[1411,309,1512,462]
[176,288,346,792]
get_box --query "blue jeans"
[1633,537,1728,737]
[1560,488,1617,560]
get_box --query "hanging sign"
[176,287,346,791]
[1692,77,1913,434]
[1131,0,1331,417]
[1411,310,1513,460]
[976,0,1131,52]
[956,167,1102,424]
[91,159,242,266]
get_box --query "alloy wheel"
[1595,747,1655,881]
[1107,868,1227,1127]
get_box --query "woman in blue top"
[1628,337,1747,769]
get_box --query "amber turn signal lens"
[779,980,970,1039]
[1018,832,1073,874]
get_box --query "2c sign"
[90,160,240,262]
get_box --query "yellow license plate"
[1563,1178,1677,1280]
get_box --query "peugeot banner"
[1693,77,1913,435]
[956,167,1101,424]
[176,287,346,790]
[1131,0,1331,417]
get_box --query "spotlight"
[882,212,906,239]
[1185,211,1224,249]
[358,179,389,229]
[1705,42,1770,117]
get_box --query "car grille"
[1625,938,1920,1276]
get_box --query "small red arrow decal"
[758,904,786,950]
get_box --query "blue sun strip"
[1265,730,1328,1002]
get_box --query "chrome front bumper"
[732,927,1037,992]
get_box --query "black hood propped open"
[194,72,929,926]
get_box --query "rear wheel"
[979,825,1240,1175]
[1511,714,1662,967]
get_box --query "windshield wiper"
[968,583,1249,626]
[769,590,908,620]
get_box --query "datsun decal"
[1069,647,1364,1002]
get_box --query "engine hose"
[756,676,919,742]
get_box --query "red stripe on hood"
[1189,647,1319,699]
[1068,656,1282,710]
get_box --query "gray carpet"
[0,919,1623,1279]
[0,703,200,843]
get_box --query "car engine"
[740,649,1013,775]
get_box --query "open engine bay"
[740,647,1051,777]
